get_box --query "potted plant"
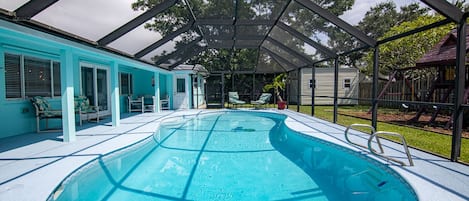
[263,73,287,109]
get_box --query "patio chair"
[228,92,245,108]
[250,93,272,109]
[31,96,62,133]
[75,96,100,126]
[160,94,170,110]
[128,95,144,113]
[142,95,157,112]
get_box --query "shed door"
[173,75,187,109]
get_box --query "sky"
[0,0,431,34]
[340,0,426,25]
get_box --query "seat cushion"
[32,96,51,111]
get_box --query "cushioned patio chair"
[75,96,100,126]
[31,96,62,133]
[250,93,272,109]
[228,92,245,108]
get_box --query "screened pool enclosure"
[0,0,467,162]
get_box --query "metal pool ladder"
[345,124,414,166]
[345,124,384,153]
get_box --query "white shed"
[172,64,208,109]
[289,67,359,105]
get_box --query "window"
[4,53,61,99]
[343,78,351,88]
[5,54,21,98]
[177,78,185,93]
[120,73,133,95]
[53,62,61,96]
[309,79,316,88]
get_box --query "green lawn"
[288,105,469,164]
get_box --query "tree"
[358,2,398,39]
[132,0,355,71]
[358,2,429,40]
[328,28,363,68]
[263,73,286,102]
[362,15,454,76]
[326,2,429,69]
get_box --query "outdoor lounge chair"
[250,93,272,109]
[228,92,245,108]
[31,96,62,133]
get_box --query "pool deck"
[0,109,468,201]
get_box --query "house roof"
[173,64,208,76]
[416,26,469,67]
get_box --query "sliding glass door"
[80,62,110,115]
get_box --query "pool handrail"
[368,131,414,166]
[344,124,384,154]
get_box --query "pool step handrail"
[344,124,384,153]
[368,131,414,166]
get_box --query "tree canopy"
[358,2,429,39]
[363,15,454,76]
[131,0,459,77]
[132,0,355,72]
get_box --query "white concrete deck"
[0,109,468,201]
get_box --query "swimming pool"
[48,111,417,201]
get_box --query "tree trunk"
[276,89,283,102]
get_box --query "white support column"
[186,74,192,109]
[154,72,161,112]
[60,49,76,142]
[167,74,173,109]
[110,62,120,127]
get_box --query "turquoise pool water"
[49,111,417,201]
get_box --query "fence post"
[311,65,315,116]
[297,68,301,112]
[372,47,379,129]
[333,58,339,123]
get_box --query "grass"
[288,105,469,164]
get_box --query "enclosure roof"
[173,64,205,71]
[0,0,466,73]
[416,26,469,67]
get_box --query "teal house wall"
[0,19,179,139]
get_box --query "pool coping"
[277,109,469,201]
[0,109,468,201]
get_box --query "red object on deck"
[277,101,286,110]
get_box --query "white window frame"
[119,72,133,95]
[309,79,316,89]
[79,61,111,115]
[176,78,186,93]
[4,52,61,100]
[343,78,351,89]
